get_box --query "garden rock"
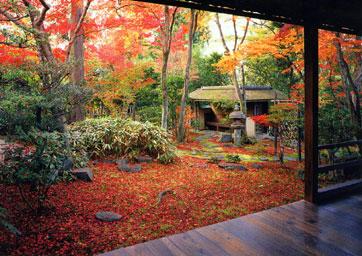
[63,157,73,171]
[135,155,153,163]
[218,163,247,171]
[95,211,122,222]
[118,163,142,173]
[116,159,128,165]
[220,134,233,143]
[71,168,94,181]
[251,163,263,169]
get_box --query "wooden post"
[304,24,319,203]
[297,105,302,162]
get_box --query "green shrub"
[69,117,176,163]
[138,106,162,125]
[225,154,241,163]
[0,130,69,214]
[190,119,201,130]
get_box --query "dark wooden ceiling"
[133,0,362,35]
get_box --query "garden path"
[177,131,300,164]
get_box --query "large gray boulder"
[71,168,94,181]
[96,211,122,222]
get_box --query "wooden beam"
[304,24,319,203]
[133,0,362,35]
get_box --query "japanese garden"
[0,0,361,255]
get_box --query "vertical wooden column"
[304,24,319,203]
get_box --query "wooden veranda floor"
[101,193,362,256]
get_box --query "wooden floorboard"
[100,193,362,256]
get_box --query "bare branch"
[232,16,238,51]
[237,17,250,50]
[167,6,179,51]
[215,13,230,53]
[35,0,50,27]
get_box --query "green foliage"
[191,51,230,91]
[166,75,184,127]
[268,103,300,125]
[0,130,69,214]
[68,117,176,163]
[212,99,235,115]
[190,119,201,130]
[318,102,360,144]
[225,154,241,163]
[244,56,300,97]
[0,64,91,135]
[138,106,162,125]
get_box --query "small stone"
[71,168,93,181]
[259,157,269,162]
[96,211,122,222]
[63,157,73,171]
[218,163,247,171]
[116,159,128,165]
[220,134,233,143]
[118,164,142,173]
[103,159,116,164]
[135,155,153,163]
[251,163,263,169]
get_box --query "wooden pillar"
[304,24,319,203]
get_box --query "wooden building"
[189,85,286,131]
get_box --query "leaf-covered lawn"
[0,133,304,255]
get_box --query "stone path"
[177,131,300,163]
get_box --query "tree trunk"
[334,34,362,135]
[232,69,244,111]
[241,64,247,113]
[70,0,85,122]
[160,6,178,130]
[161,50,169,130]
[177,9,196,143]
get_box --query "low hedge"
[69,117,176,164]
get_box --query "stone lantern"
[229,104,246,146]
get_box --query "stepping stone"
[220,134,233,143]
[118,163,142,173]
[116,159,128,165]
[251,163,263,169]
[135,155,153,163]
[96,211,122,222]
[218,163,247,171]
[259,157,269,162]
[71,168,93,181]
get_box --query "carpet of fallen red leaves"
[0,156,303,256]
